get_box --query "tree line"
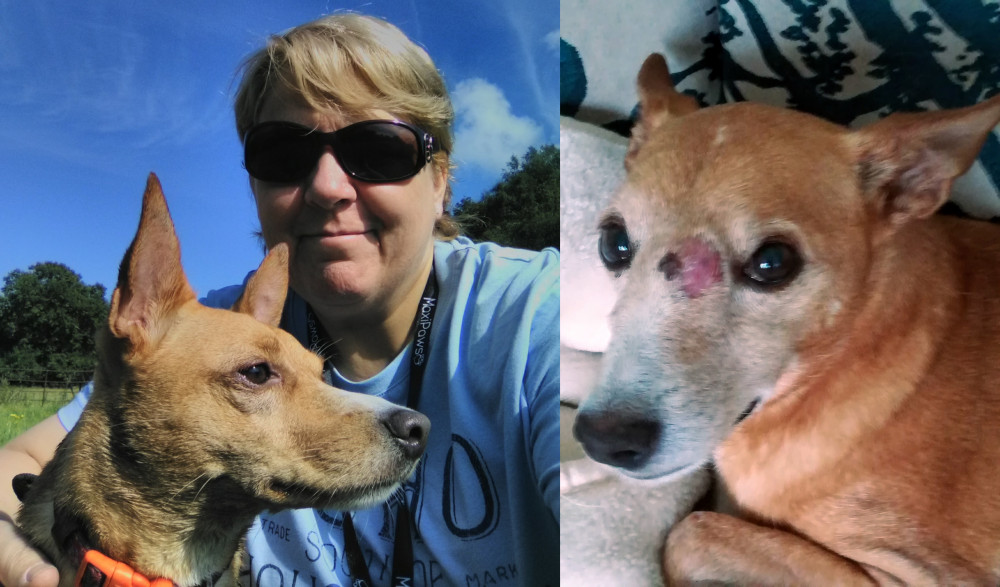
[0,263,108,388]
[452,144,558,251]
[0,144,559,387]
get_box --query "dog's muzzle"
[572,409,661,470]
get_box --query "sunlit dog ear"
[627,53,701,170]
[109,173,196,348]
[233,243,289,328]
[851,95,1000,227]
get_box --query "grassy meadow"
[0,387,70,445]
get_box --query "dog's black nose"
[382,408,430,460]
[573,410,660,470]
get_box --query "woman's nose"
[304,147,357,209]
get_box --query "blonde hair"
[234,13,459,238]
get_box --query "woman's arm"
[0,414,68,587]
[525,250,561,518]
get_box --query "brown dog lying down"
[14,174,429,587]
[573,54,1000,585]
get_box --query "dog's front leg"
[664,511,876,586]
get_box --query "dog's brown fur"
[15,174,429,587]
[576,54,1000,585]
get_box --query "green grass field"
[0,388,68,445]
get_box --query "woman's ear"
[432,160,449,217]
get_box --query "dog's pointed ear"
[12,473,37,502]
[626,53,700,169]
[109,173,196,347]
[851,95,1000,226]
[233,243,289,327]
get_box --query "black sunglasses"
[243,119,438,183]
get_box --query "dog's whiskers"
[311,340,338,361]
[192,475,214,502]
[169,473,213,503]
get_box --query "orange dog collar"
[75,550,175,587]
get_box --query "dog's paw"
[11,473,37,502]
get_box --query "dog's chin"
[262,458,421,510]
[616,458,707,482]
[262,477,404,511]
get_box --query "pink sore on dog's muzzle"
[662,237,722,298]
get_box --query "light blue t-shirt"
[59,237,560,587]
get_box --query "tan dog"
[572,53,1000,585]
[14,174,429,587]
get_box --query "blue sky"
[0,0,559,298]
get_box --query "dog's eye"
[598,220,634,275]
[238,362,273,386]
[743,240,802,287]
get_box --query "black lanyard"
[305,262,437,587]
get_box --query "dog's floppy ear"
[233,243,289,327]
[109,173,196,347]
[851,95,1000,226]
[627,53,700,169]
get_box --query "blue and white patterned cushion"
[561,0,1000,218]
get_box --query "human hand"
[0,515,59,587]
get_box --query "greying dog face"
[573,55,871,480]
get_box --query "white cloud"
[451,78,543,175]
[544,29,560,53]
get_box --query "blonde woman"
[0,13,558,587]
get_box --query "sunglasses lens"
[337,122,422,182]
[244,125,318,183]
[244,121,427,183]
